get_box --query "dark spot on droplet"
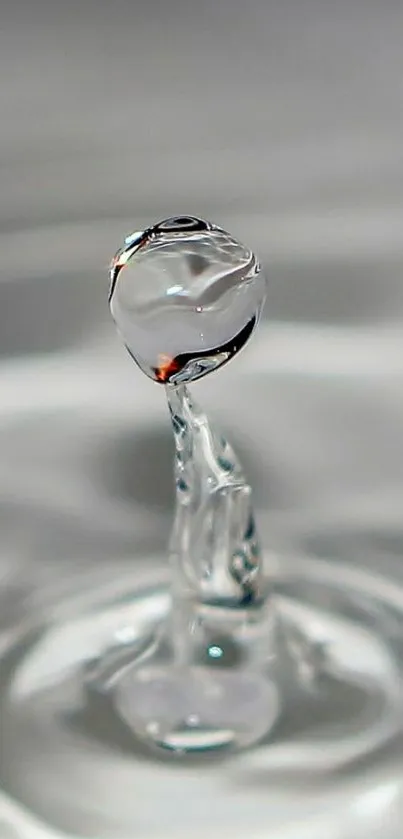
[239,588,255,607]
[217,456,233,472]
[152,216,210,234]
[186,253,209,275]
[174,217,195,226]
[171,413,187,435]
[244,515,255,541]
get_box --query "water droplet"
[109,216,266,384]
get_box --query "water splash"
[107,216,277,752]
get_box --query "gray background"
[0,2,403,836]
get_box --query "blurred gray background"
[1,2,403,836]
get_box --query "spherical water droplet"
[109,216,266,383]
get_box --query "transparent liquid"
[109,216,266,384]
[106,217,277,754]
[1,556,403,838]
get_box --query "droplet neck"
[166,383,266,609]
[152,315,257,384]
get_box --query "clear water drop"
[109,216,266,384]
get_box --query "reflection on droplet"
[114,626,136,644]
[208,645,223,660]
